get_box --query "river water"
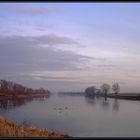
[0,93,140,137]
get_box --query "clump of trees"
[85,83,120,97]
[85,86,96,97]
[0,79,50,95]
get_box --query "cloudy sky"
[0,3,140,92]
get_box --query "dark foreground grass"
[0,116,71,138]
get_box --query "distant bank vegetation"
[0,79,50,96]
[85,83,120,97]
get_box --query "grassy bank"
[0,116,71,138]
[107,93,140,100]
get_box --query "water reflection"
[101,97,110,110]
[84,96,119,112]
[85,96,96,105]
[57,93,120,112]
[112,99,120,111]
[1,93,140,136]
[0,96,49,110]
[58,92,84,97]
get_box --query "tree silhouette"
[0,79,50,95]
[0,80,8,93]
[112,83,120,95]
[100,83,110,96]
[85,86,96,97]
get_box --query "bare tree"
[0,80,8,93]
[85,86,96,97]
[0,79,51,96]
[100,84,110,96]
[112,83,120,95]
[7,81,13,93]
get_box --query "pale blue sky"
[0,3,140,92]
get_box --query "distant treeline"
[0,80,50,95]
[85,83,120,97]
[58,92,84,96]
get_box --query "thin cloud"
[0,35,94,73]
[0,33,79,45]
[35,27,47,32]
[96,64,115,68]
[36,33,79,45]
[9,6,61,16]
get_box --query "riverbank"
[0,92,50,100]
[0,79,51,101]
[0,116,71,138]
[107,93,140,101]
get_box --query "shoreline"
[0,92,72,138]
[0,92,50,100]
[106,93,140,101]
[0,116,71,138]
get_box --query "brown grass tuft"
[0,116,71,138]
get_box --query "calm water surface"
[1,93,140,137]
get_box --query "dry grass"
[0,116,71,138]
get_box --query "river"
[0,93,140,137]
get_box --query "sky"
[0,3,140,93]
